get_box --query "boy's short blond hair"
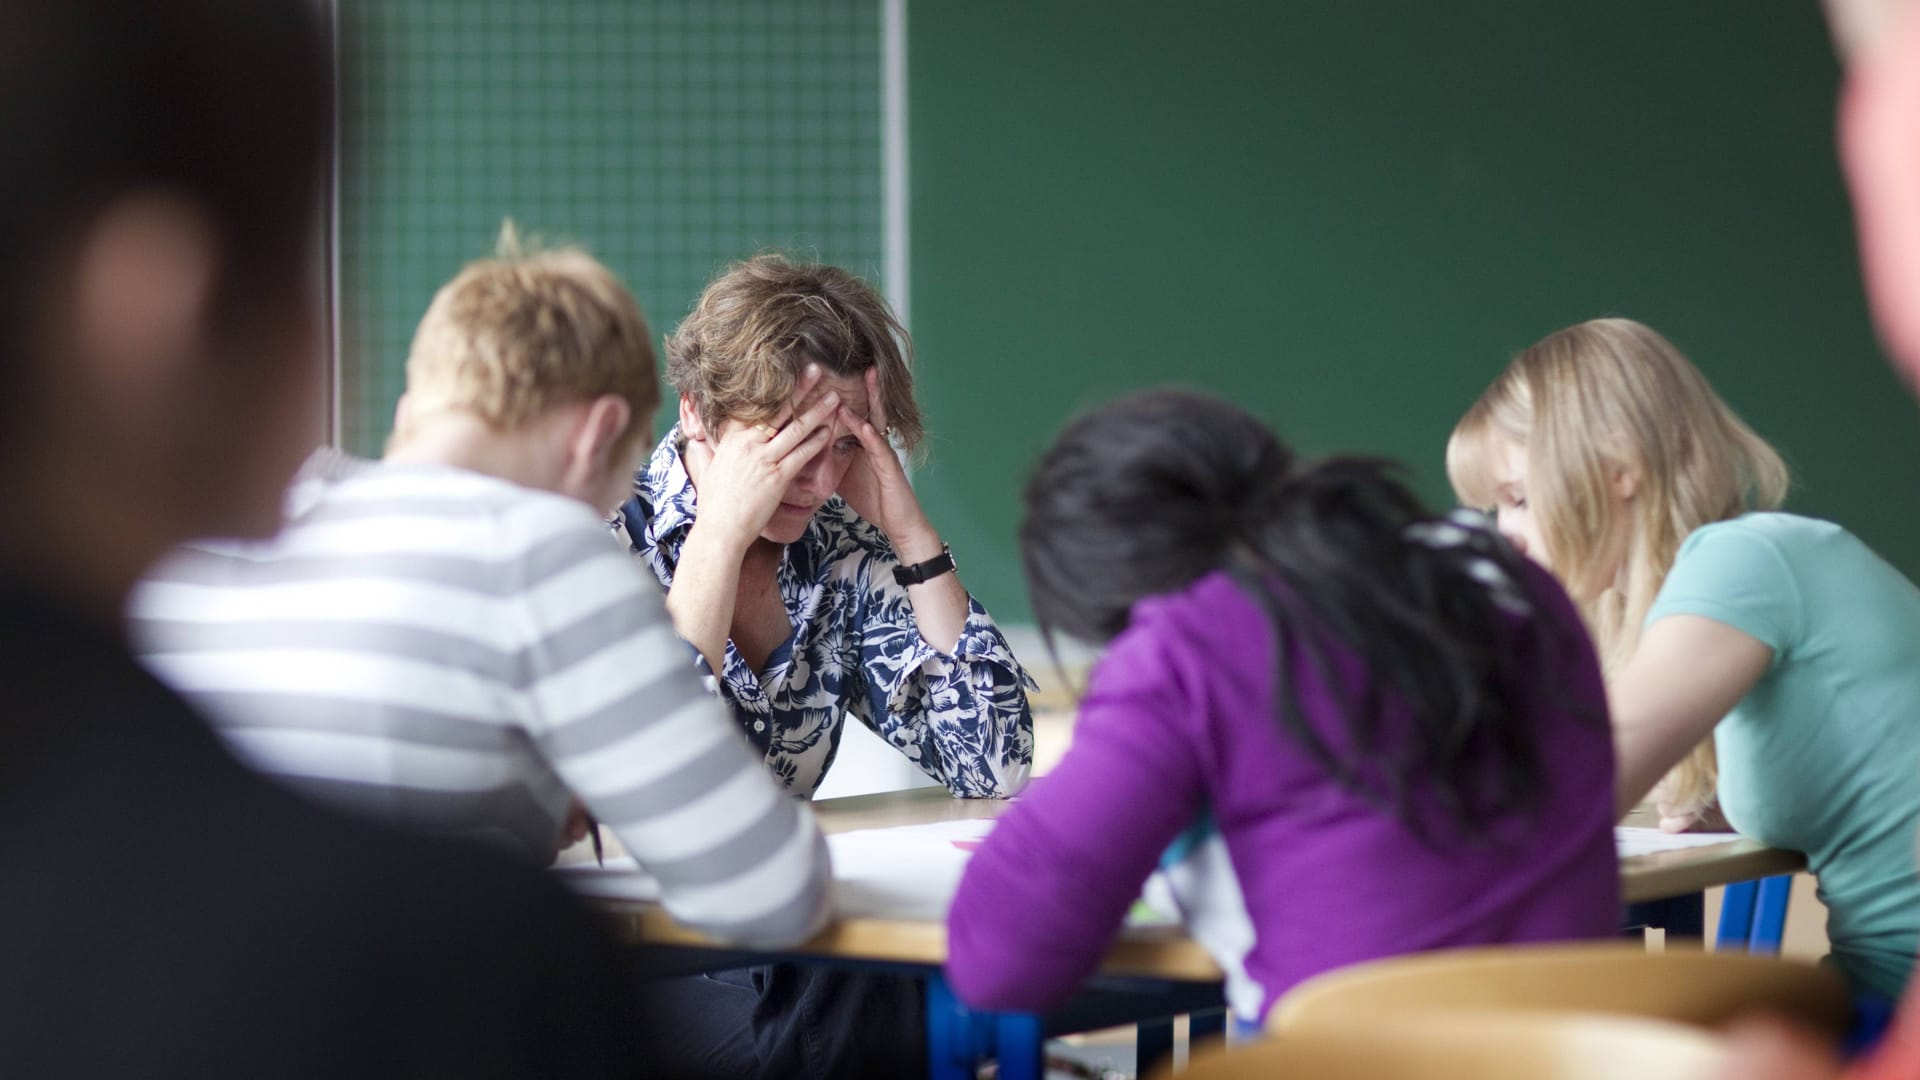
[395,226,657,447]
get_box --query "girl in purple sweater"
[945,390,1619,1028]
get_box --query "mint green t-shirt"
[1649,512,1920,998]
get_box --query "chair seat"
[1269,941,1851,1039]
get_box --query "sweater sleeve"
[518,517,832,948]
[944,621,1204,1013]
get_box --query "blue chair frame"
[1715,875,1794,953]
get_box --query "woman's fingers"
[758,400,795,439]
[773,421,833,482]
[765,390,839,458]
[748,363,826,441]
[681,429,717,484]
[791,363,825,406]
[839,404,893,459]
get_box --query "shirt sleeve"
[1646,521,1804,658]
[846,563,1037,799]
[515,520,832,949]
[945,624,1205,1013]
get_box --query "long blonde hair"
[1447,318,1789,814]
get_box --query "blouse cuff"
[886,596,1039,702]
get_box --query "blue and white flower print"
[618,428,1036,799]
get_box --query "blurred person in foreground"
[1717,1,1920,1076]
[0,2,641,1075]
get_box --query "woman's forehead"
[795,372,869,417]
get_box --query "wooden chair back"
[1269,942,1851,1039]
[1165,1013,1727,1080]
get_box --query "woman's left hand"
[837,368,942,560]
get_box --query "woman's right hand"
[682,367,838,554]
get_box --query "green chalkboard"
[907,0,1920,624]
[337,0,884,456]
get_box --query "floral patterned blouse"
[617,428,1035,799]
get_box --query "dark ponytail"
[1020,389,1595,844]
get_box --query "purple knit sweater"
[946,566,1617,1022]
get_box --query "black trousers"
[629,963,927,1080]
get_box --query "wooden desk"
[598,787,1805,978]
[1621,834,1806,904]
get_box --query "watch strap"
[893,543,956,587]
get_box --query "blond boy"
[131,234,831,948]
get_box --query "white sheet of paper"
[1615,826,1741,857]
[554,816,1181,927]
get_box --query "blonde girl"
[1450,317,1920,998]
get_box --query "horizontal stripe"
[537,666,710,758]
[297,493,527,526]
[134,578,537,650]
[190,689,519,751]
[276,505,589,561]
[589,731,762,820]
[524,622,692,728]
[642,792,806,888]
[136,595,676,697]
[301,465,530,504]
[659,819,832,945]
[599,760,782,863]
[557,697,739,799]
[136,617,530,682]
[224,727,522,792]
[516,549,662,634]
[149,650,506,717]
[278,773,565,864]
[147,525,618,596]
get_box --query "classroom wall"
[907,0,1920,624]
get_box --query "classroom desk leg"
[1136,1009,1226,1072]
[1622,892,1705,944]
[1189,1007,1228,1044]
[1137,1018,1174,1074]
[1660,892,1706,940]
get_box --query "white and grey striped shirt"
[130,453,832,948]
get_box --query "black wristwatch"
[893,543,957,587]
